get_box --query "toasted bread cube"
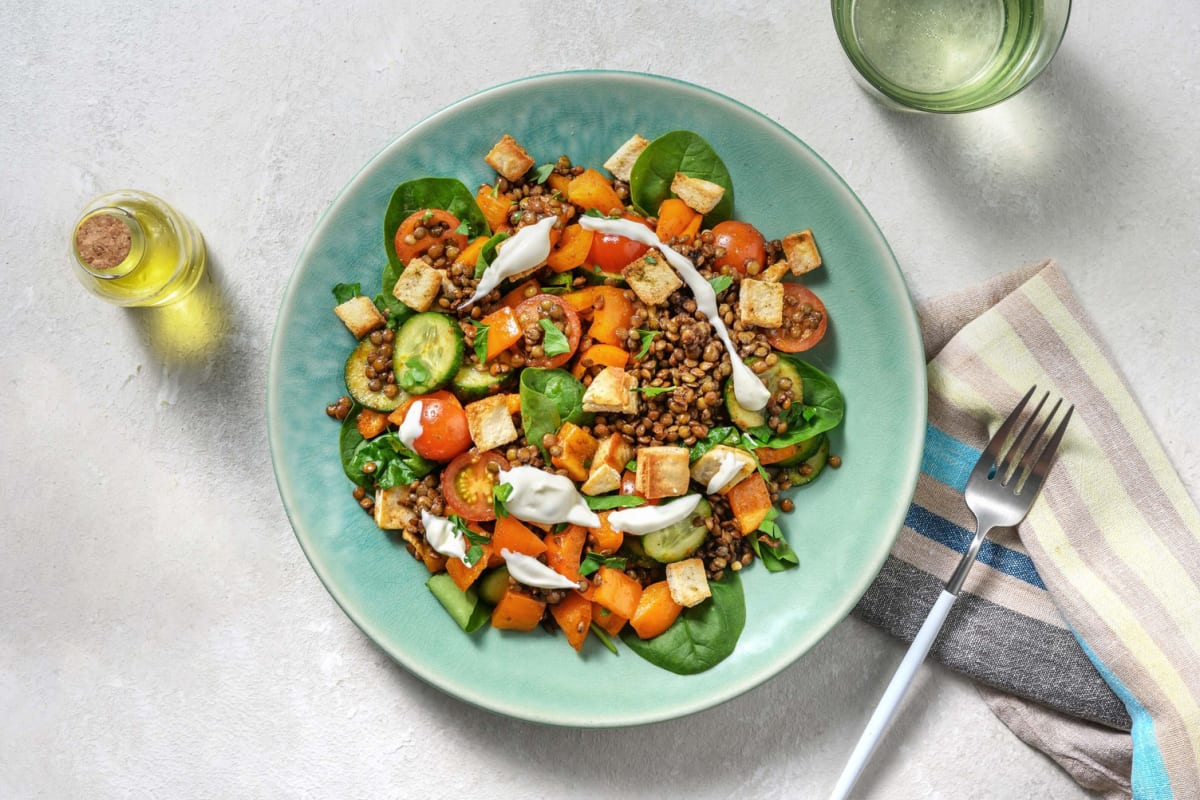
[622,249,683,307]
[391,256,444,312]
[760,260,790,283]
[465,394,519,453]
[375,485,416,530]
[738,278,784,328]
[666,558,711,608]
[485,134,536,182]
[581,433,635,496]
[603,134,650,182]
[635,446,691,499]
[581,367,639,415]
[334,295,387,339]
[782,230,822,275]
[670,172,725,215]
[690,445,757,495]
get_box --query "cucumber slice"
[426,573,489,633]
[451,362,511,402]
[392,312,464,395]
[477,567,510,606]
[641,498,712,563]
[724,357,804,431]
[783,436,830,487]
[344,339,407,412]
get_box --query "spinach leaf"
[629,131,735,227]
[584,494,645,511]
[689,426,736,462]
[621,571,746,674]
[519,368,592,459]
[579,551,627,576]
[332,282,361,304]
[474,231,510,279]
[343,423,436,491]
[539,319,571,357]
[383,177,491,273]
[374,261,415,329]
[471,320,490,364]
[339,404,370,487]
[744,358,844,449]
[747,507,799,572]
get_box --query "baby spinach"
[748,507,799,572]
[629,131,735,227]
[519,368,592,459]
[689,426,737,462]
[745,358,844,449]
[374,261,414,328]
[474,231,510,279]
[584,494,645,511]
[332,282,361,304]
[340,410,435,490]
[621,571,746,674]
[383,177,491,273]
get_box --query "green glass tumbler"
[832,0,1071,112]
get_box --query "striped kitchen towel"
[854,261,1200,799]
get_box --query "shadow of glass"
[127,253,231,367]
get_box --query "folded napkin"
[854,261,1200,799]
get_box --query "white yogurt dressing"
[501,548,581,590]
[420,510,468,561]
[607,493,703,536]
[578,216,771,411]
[398,400,424,451]
[459,215,558,308]
[706,451,744,494]
[497,465,601,528]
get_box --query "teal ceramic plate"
[268,71,925,727]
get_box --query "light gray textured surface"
[2,2,1197,798]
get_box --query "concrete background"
[2,2,1197,797]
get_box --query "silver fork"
[830,386,1073,800]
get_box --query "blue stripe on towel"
[904,504,1047,590]
[922,424,981,492]
[1072,633,1174,800]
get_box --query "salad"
[325,130,843,675]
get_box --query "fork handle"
[829,589,959,800]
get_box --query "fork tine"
[1011,397,1063,486]
[969,385,1037,484]
[1016,404,1073,498]
[997,390,1049,483]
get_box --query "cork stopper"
[75,213,132,270]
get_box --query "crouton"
[465,394,519,453]
[738,278,784,328]
[581,367,639,415]
[334,295,387,339]
[782,230,822,275]
[375,485,416,530]
[666,558,711,608]
[760,260,790,283]
[391,256,444,312]
[485,134,536,182]
[690,445,757,495]
[670,172,726,215]
[581,433,635,496]
[622,249,683,307]
[603,134,650,182]
[635,446,691,499]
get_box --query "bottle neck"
[73,207,146,279]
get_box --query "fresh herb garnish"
[579,551,628,576]
[539,319,571,357]
[634,329,659,359]
[492,482,514,518]
[471,320,490,363]
[454,220,470,235]
[590,622,619,655]
[404,357,430,387]
[421,210,435,223]
[474,231,509,279]
[633,385,676,397]
[532,163,555,184]
[540,272,573,294]
[625,458,638,472]
[748,507,799,572]
[689,426,736,462]
[332,282,361,304]
[584,494,646,511]
[708,275,733,295]
[450,514,491,566]
[644,255,658,265]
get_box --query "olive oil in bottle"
[71,190,207,307]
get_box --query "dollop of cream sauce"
[398,400,424,451]
[501,548,581,590]
[706,451,744,494]
[420,510,468,561]
[578,216,771,412]
[459,215,558,308]
[607,493,703,536]
[498,465,600,528]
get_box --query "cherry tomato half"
[443,450,511,522]
[513,293,582,369]
[404,391,472,461]
[394,209,468,265]
[586,215,654,275]
[711,220,766,275]
[766,283,829,352]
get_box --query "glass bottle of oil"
[71,190,207,307]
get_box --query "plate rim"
[267,69,927,727]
